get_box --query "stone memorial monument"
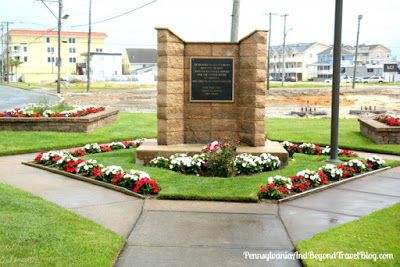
[136,28,288,164]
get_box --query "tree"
[10,58,23,82]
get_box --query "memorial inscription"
[190,58,234,102]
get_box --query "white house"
[269,42,330,81]
[82,52,122,81]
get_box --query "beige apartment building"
[2,29,107,83]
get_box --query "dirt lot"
[61,86,400,118]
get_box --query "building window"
[367,68,374,73]
[69,47,76,53]
[24,56,28,62]
[96,48,103,52]
[15,56,20,61]
[68,37,76,44]
[48,57,55,63]
[23,47,27,52]
[69,57,76,63]
[47,47,55,53]
[46,37,50,43]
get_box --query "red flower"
[112,173,124,185]
[34,152,44,161]
[92,167,102,177]
[268,182,276,190]
[305,180,311,187]
[260,186,267,193]
[72,149,87,156]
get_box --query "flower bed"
[0,105,119,132]
[25,139,159,197]
[281,141,357,158]
[259,156,386,200]
[32,148,159,196]
[359,117,400,144]
[69,139,144,157]
[149,140,281,177]
[0,104,105,118]
[376,114,400,127]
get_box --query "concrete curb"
[22,161,147,199]
[277,166,391,203]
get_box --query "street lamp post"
[352,14,363,89]
[281,14,289,87]
[266,12,278,90]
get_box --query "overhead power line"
[71,0,158,28]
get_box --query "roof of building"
[8,29,107,38]
[270,42,320,54]
[81,52,122,56]
[318,46,354,55]
[125,48,157,64]
[358,44,391,52]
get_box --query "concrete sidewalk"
[0,153,399,266]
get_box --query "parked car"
[324,76,352,83]
[285,76,296,82]
[365,76,384,83]
[341,76,353,83]
[355,77,363,83]
[361,76,370,83]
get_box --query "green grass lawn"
[2,82,43,90]
[0,183,124,266]
[296,202,400,267]
[81,148,398,202]
[1,114,399,156]
[0,113,156,155]
[266,118,400,155]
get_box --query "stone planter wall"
[359,117,400,144]
[0,108,119,132]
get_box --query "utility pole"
[0,25,3,83]
[266,12,278,90]
[230,0,240,42]
[330,0,344,162]
[351,14,363,89]
[56,0,62,94]
[281,14,289,87]
[1,22,13,84]
[86,0,92,92]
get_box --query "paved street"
[0,153,399,266]
[0,84,59,111]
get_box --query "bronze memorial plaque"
[190,58,234,102]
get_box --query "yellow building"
[3,29,107,83]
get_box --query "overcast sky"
[1,0,400,58]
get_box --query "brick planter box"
[359,117,400,144]
[0,108,119,132]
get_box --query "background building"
[123,48,157,75]
[81,52,122,82]
[314,46,355,80]
[1,29,107,83]
[269,42,329,81]
[314,44,397,81]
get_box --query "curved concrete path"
[0,153,399,266]
[0,84,59,110]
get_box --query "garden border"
[22,161,146,199]
[267,166,390,203]
[0,108,119,132]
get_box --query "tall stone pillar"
[238,31,267,146]
[156,28,185,145]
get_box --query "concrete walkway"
[0,84,59,110]
[0,153,399,266]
